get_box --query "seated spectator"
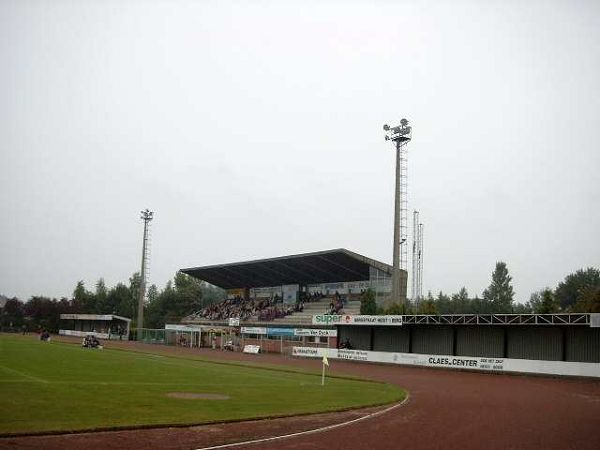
[339,338,353,349]
[40,330,51,342]
[82,334,101,348]
[188,294,298,322]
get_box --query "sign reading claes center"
[312,314,403,326]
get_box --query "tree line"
[2,264,598,333]
[0,272,225,333]
[361,263,600,315]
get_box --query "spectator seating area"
[183,291,363,324]
[186,295,301,322]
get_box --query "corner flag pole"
[321,355,329,386]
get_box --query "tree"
[532,288,560,313]
[106,283,134,318]
[573,286,600,313]
[199,282,226,308]
[147,284,159,305]
[449,287,470,313]
[418,291,438,314]
[73,281,95,313]
[382,303,406,316]
[482,262,515,312]
[555,268,600,311]
[512,302,532,314]
[95,278,108,314]
[470,295,490,314]
[1,298,25,330]
[24,297,61,332]
[360,288,377,315]
[172,272,203,317]
[435,291,451,314]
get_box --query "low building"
[59,314,131,340]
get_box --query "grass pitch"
[0,335,405,435]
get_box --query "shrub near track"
[0,335,405,435]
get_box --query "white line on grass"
[0,365,49,383]
[195,394,410,450]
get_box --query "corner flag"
[321,354,329,386]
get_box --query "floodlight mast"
[412,210,420,303]
[383,119,412,306]
[137,209,154,340]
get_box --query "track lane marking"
[195,394,410,450]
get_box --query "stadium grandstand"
[180,249,406,325]
[171,250,600,378]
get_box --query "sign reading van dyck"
[312,314,403,326]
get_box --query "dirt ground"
[2,338,599,450]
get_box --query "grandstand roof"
[180,249,394,290]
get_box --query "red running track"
[204,350,600,450]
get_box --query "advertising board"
[59,329,110,339]
[312,315,403,326]
[282,284,299,304]
[291,347,600,378]
[243,345,261,354]
[60,314,113,321]
[241,327,267,335]
[294,328,337,337]
[240,327,336,337]
[165,324,201,332]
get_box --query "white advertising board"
[241,327,267,335]
[60,314,113,321]
[59,329,110,339]
[282,284,299,304]
[294,328,337,337]
[165,324,201,332]
[292,347,600,378]
[312,314,403,326]
[228,318,240,327]
[243,345,261,354]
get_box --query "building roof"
[60,314,132,323]
[180,248,394,290]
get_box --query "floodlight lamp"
[383,124,390,131]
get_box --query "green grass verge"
[0,335,405,435]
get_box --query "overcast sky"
[1,0,598,304]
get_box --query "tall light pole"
[383,119,412,306]
[412,209,420,303]
[137,208,154,340]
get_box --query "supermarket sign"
[312,315,403,326]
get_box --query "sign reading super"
[312,315,403,326]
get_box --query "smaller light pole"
[137,209,154,340]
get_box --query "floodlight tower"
[383,118,412,306]
[137,208,154,340]
[417,222,424,302]
[411,210,420,303]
